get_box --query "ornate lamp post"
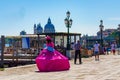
[117,24,120,45]
[85,34,88,48]
[117,24,120,54]
[64,11,73,59]
[99,20,104,54]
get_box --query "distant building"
[34,23,43,34]
[20,30,26,35]
[34,24,37,34]
[44,18,55,33]
[97,29,116,38]
[20,18,56,35]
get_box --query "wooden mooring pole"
[0,35,5,68]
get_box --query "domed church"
[33,18,55,34]
[44,18,55,33]
[34,23,43,34]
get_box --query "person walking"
[74,40,82,64]
[103,46,107,55]
[110,42,117,55]
[93,41,100,61]
[106,45,110,55]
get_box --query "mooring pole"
[0,35,5,68]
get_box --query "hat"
[45,36,51,40]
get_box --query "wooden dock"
[0,55,36,67]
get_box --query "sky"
[0,0,120,36]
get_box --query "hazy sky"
[0,0,120,36]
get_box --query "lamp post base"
[66,50,71,60]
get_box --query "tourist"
[106,45,110,55]
[35,36,70,72]
[93,41,100,61]
[110,42,117,55]
[103,46,107,55]
[74,40,82,64]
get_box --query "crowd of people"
[72,40,118,63]
[92,41,118,61]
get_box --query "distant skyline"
[1,0,120,36]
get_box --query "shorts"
[112,49,115,53]
[94,51,99,55]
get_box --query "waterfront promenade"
[0,54,120,80]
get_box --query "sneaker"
[97,59,99,61]
[79,62,82,64]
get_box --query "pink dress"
[35,42,70,72]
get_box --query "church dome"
[34,23,43,34]
[44,18,55,33]
[36,23,43,34]
[20,30,26,35]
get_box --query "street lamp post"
[64,11,73,59]
[85,34,88,48]
[117,24,120,54]
[99,20,104,54]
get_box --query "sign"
[22,37,30,49]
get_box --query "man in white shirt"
[93,41,100,61]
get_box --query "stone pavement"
[0,54,120,80]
